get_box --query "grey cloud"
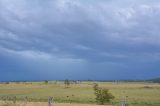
[0,0,160,63]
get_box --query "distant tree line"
[149,78,160,83]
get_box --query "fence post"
[48,97,53,106]
[6,96,9,101]
[24,96,28,106]
[120,98,126,106]
[13,96,16,104]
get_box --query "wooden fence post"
[6,96,9,101]
[120,98,126,106]
[13,96,16,104]
[24,96,28,106]
[48,97,53,106]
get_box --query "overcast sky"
[0,0,160,81]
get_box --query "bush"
[5,82,9,84]
[44,80,48,84]
[64,79,70,88]
[93,83,114,105]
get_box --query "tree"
[93,83,114,105]
[64,79,70,88]
[44,80,48,84]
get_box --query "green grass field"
[0,81,160,106]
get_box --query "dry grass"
[0,101,106,106]
[0,82,160,106]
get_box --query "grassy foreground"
[0,101,104,106]
[0,81,160,106]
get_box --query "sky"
[0,0,160,81]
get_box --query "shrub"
[5,82,9,84]
[44,80,48,84]
[64,79,70,88]
[93,83,115,105]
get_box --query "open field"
[0,81,160,106]
[0,101,104,106]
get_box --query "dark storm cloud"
[0,0,160,80]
